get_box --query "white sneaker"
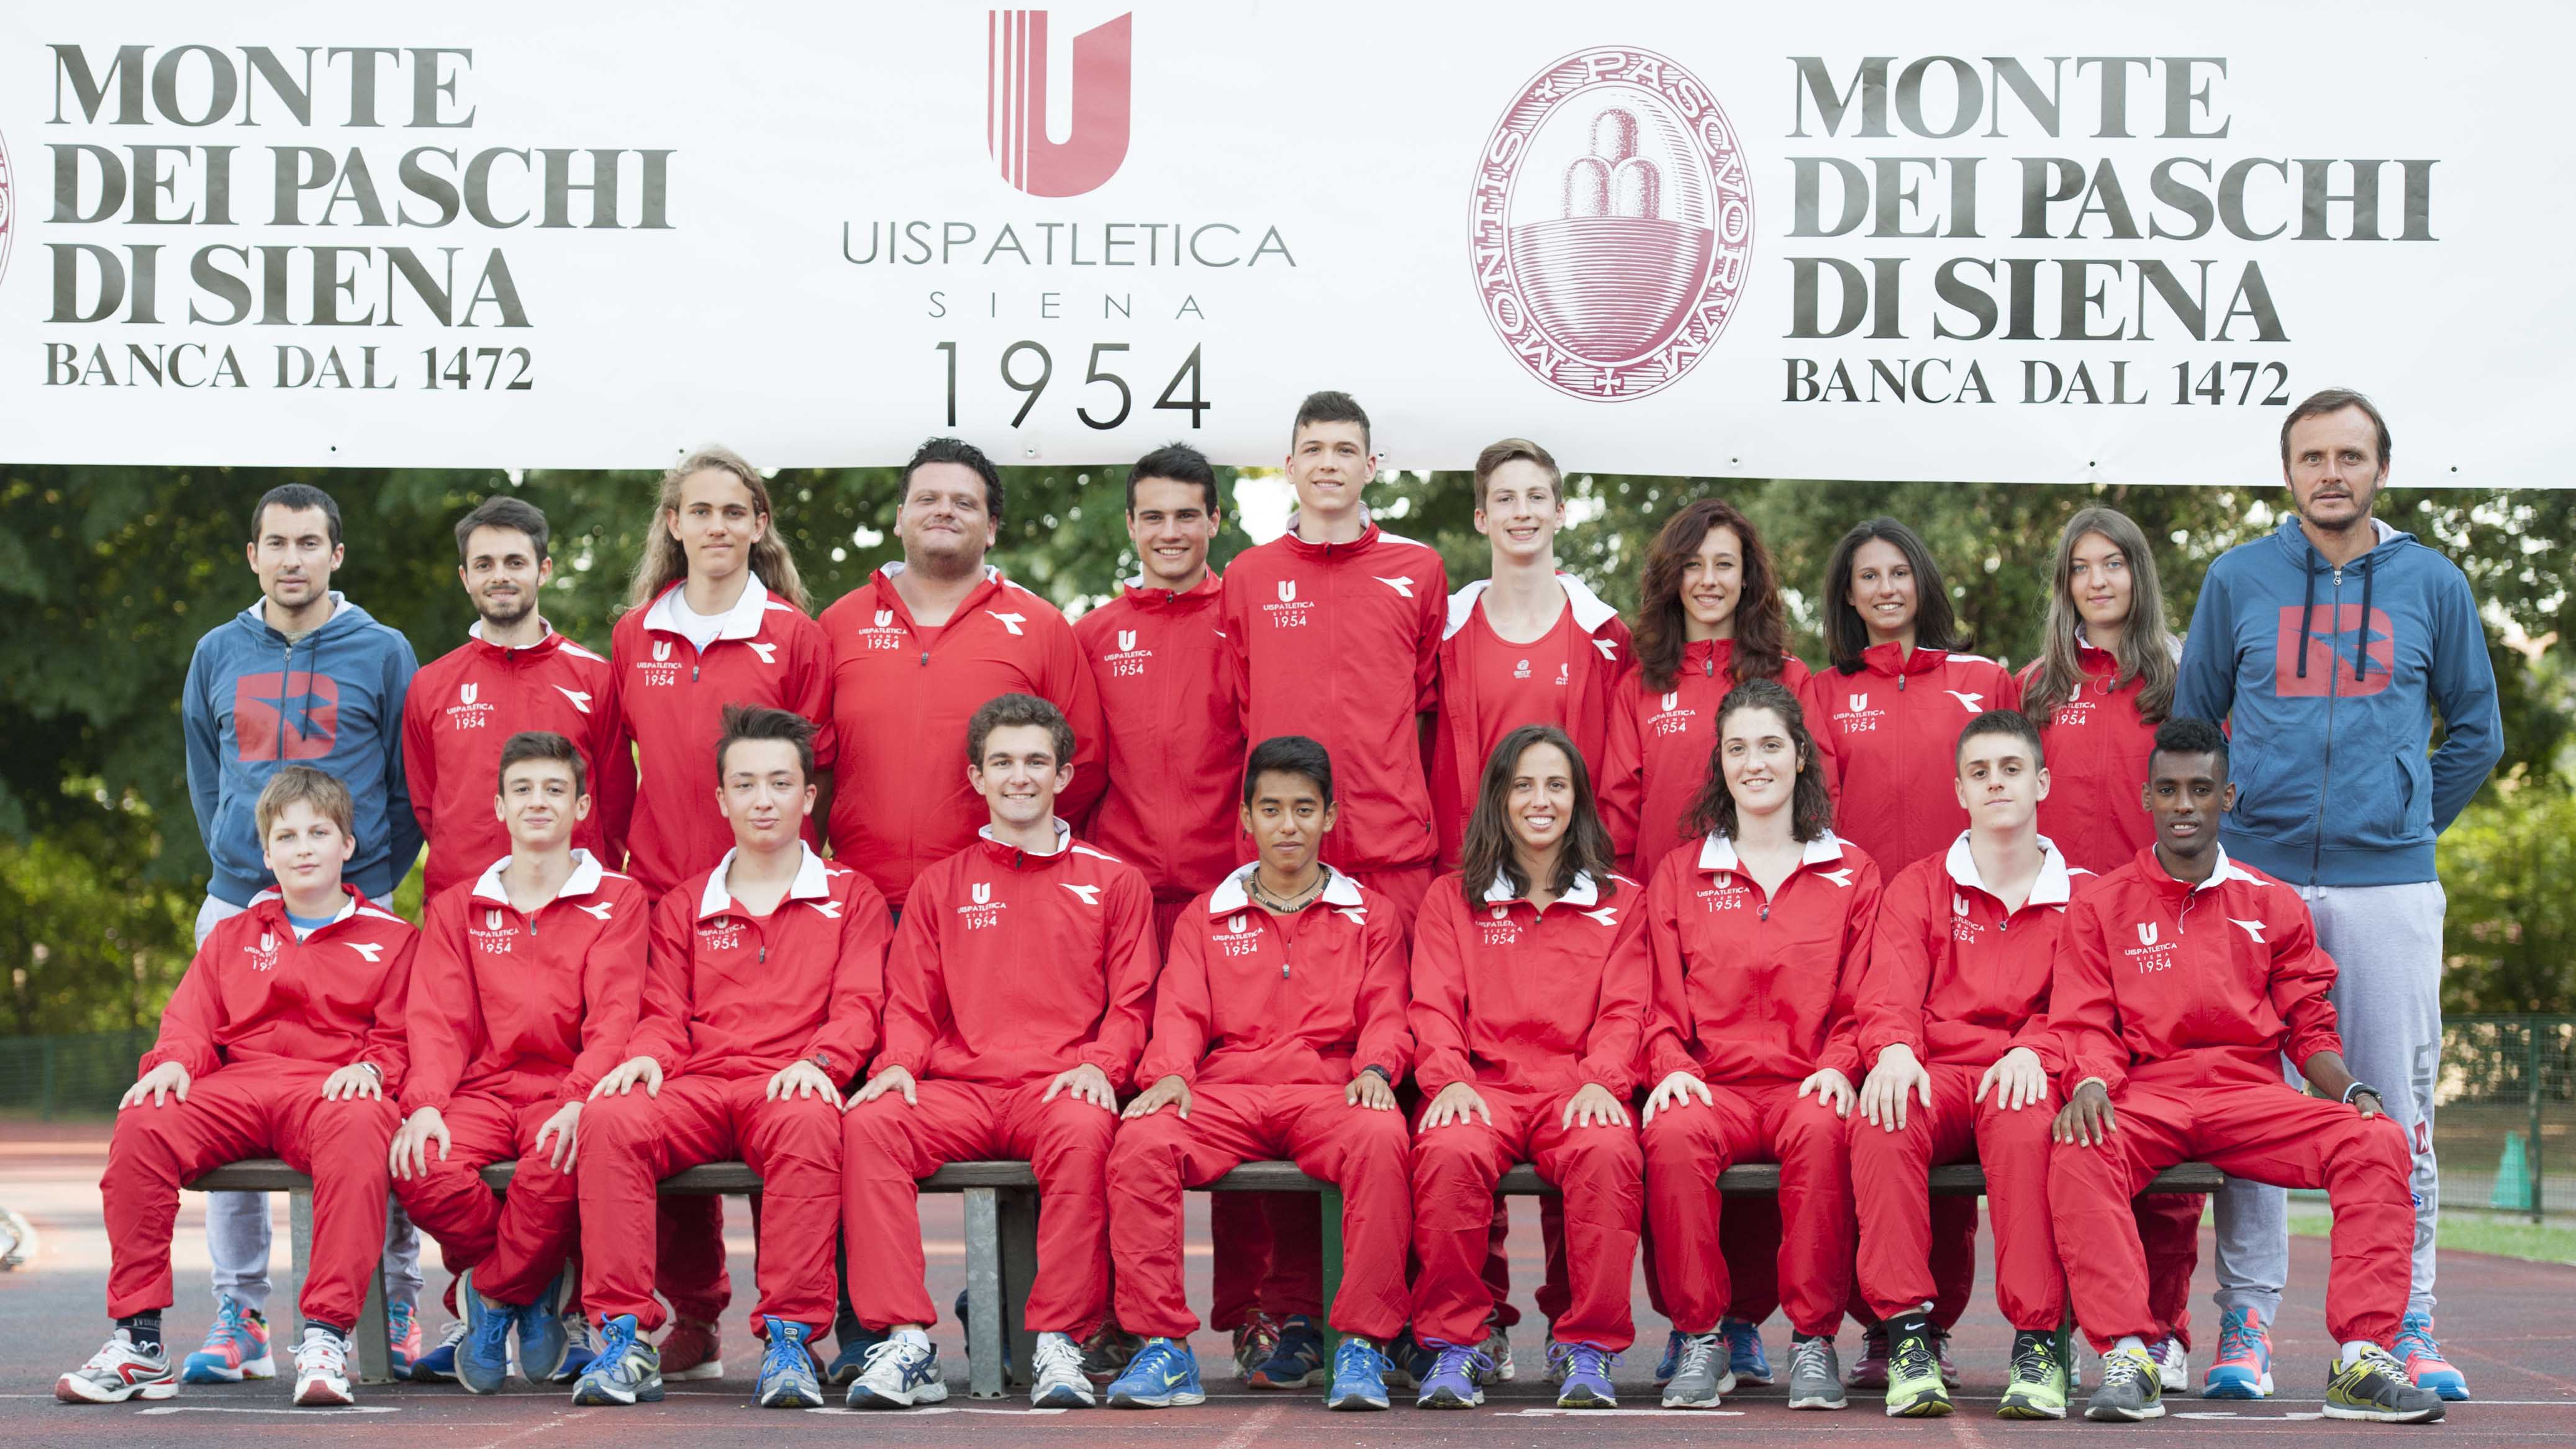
[1031,1332,1095,1407]
[1479,1321,1518,1383]
[56,1330,178,1404]
[848,1337,947,1409]
[2149,1337,2188,1393]
[292,1326,353,1407]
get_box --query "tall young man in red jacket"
[843,693,1158,1412]
[389,731,649,1394]
[2048,717,2443,1425]
[61,768,416,1409]
[1851,710,2088,1419]
[405,497,632,902]
[823,437,1107,912]
[571,707,889,1412]
[1075,444,1295,1381]
[1102,734,1413,1412]
[1221,391,1446,937]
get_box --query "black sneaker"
[2324,1347,2447,1424]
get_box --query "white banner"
[2,2,2568,483]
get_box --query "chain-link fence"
[2,1018,2569,1218]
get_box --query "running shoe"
[1652,1327,1685,1384]
[291,1325,355,1407]
[571,1314,663,1406]
[1326,1336,1392,1410]
[2396,1312,2470,1401]
[847,1337,946,1409]
[1415,1342,1490,1409]
[1997,1329,2068,1420]
[2147,1335,2187,1392]
[1931,1323,1962,1387]
[1661,1330,1729,1408]
[1030,1331,1096,1407]
[2325,1345,2447,1424]
[1246,1314,1325,1389]
[658,1314,723,1381]
[825,1322,884,1386]
[1723,1317,1774,1386]
[181,1299,274,1383]
[456,1266,515,1395]
[1232,1310,1281,1377]
[550,1313,597,1384]
[1789,1332,1847,1410]
[1380,1327,1438,1390]
[2203,1306,2274,1399]
[56,1330,177,1404]
[754,1317,823,1409]
[1844,1322,1890,1388]
[388,1301,422,1381]
[1553,1342,1617,1408]
[1107,1337,1205,1409]
[1478,1314,1517,1382]
[2085,1343,2163,1422]
[515,1270,571,1385]
[1883,1320,1948,1418]
[412,1320,466,1384]
[1081,1321,1145,1386]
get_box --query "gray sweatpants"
[193,895,424,1318]
[2211,880,2443,1325]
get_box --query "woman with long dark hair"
[1407,725,1648,1410]
[1603,499,1834,881]
[1638,681,1876,1412]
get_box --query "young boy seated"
[2048,718,2445,1426]
[61,767,419,1408]
[390,730,648,1393]
[570,706,889,1411]
[843,693,1158,1411]
[1102,734,1414,1412]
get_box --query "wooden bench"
[188,1158,2226,1396]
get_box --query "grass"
[2288,1211,2576,1266]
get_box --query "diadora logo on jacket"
[346,942,384,963]
[986,9,1133,199]
[2123,919,2177,973]
[985,611,1028,637]
[243,931,282,972]
[1374,576,1415,598]
[1648,691,1695,738]
[1944,690,1985,712]
[553,685,594,715]
[1263,578,1315,630]
[746,642,779,664]
[1061,883,1102,906]
[959,880,1006,930]
[1838,692,1887,734]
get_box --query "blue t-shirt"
[286,911,336,940]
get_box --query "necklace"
[1248,865,1330,914]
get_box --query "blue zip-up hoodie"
[182,593,424,907]
[2174,516,2502,888]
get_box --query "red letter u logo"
[988,10,1133,197]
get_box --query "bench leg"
[997,1186,1038,1390]
[963,1188,1007,1399]
[1318,1188,1344,1353]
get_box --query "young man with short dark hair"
[1102,735,1413,1412]
[2048,718,2444,1425]
[570,707,889,1412]
[843,693,1157,1412]
[1220,393,1447,937]
[391,731,649,1394]
[63,768,417,1409]
[405,497,633,902]
[178,483,427,1379]
[1851,709,2087,1419]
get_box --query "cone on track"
[2489,1132,2533,1211]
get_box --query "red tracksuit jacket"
[1644,833,1879,1086]
[820,564,1107,910]
[1409,870,1651,1097]
[1138,866,1410,1087]
[404,626,635,902]
[1428,576,1633,870]
[875,827,1158,1090]
[2052,845,2344,1095]
[1817,643,2020,871]
[142,888,419,1094]
[608,577,836,897]
[1600,642,1835,880]
[401,850,649,1114]
[1074,573,1245,908]
[1856,836,2093,1074]
[2020,642,2160,874]
[633,845,891,1084]
[1221,524,1447,873]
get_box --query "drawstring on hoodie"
[2295,557,2318,681]
[2353,554,2374,682]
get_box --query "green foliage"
[2436,772,2576,1014]
[2,461,2569,1025]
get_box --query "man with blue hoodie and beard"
[2174,389,2501,1406]
[178,483,429,1383]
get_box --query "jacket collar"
[469,848,607,909]
[1943,832,2076,908]
[1697,830,1848,874]
[1858,639,1949,678]
[2134,842,2267,899]
[697,842,830,919]
[975,819,1074,870]
[1208,861,1366,914]
[465,620,563,658]
[1277,518,1387,559]
[248,884,396,932]
[1444,573,1620,642]
[1481,870,1600,907]
[643,573,773,642]
[1120,570,1223,606]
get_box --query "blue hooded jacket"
[182,594,424,907]
[2174,516,2502,888]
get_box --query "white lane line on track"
[804,1406,1070,1415]
[1502,1407,1745,1417]
[465,1407,598,1449]
[138,1405,401,1415]
[1212,1401,1285,1448]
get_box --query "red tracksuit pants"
[102,1058,397,1327]
[1643,1081,1851,1338]
[1207,1194,1324,1327]
[1413,1085,1642,1351]
[1849,1064,2061,1329]
[2049,1081,2413,1352]
[579,1074,841,1341]
[1110,1082,1410,1341]
[392,1089,578,1310]
[844,1079,1115,1337]
[657,1198,732,1325]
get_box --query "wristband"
[1361,1065,1392,1083]
[2341,1080,2382,1106]
[358,1061,383,1079]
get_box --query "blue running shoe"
[571,1315,663,1406]
[1653,1327,1684,1383]
[848,1337,948,1409]
[755,1317,824,1409]
[1246,1314,1325,1389]
[388,1301,422,1380]
[826,1322,886,1387]
[1328,1337,1392,1410]
[549,1314,597,1384]
[514,1270,571,1385]
[1723,1317,1774,1386]
[2203,1306,2275,1400]
[1414,1342,1490,1409]
[456,1266,514,1396]
[1377,1327,1433,1390]
[181,1299,274,1384]
[2397,1312,2470,1402]
[1107,1337,1205,1409]
[1554,1342,1618,1409]
[413,1320,466,1384]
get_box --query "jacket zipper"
[2309,563,2342,886]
